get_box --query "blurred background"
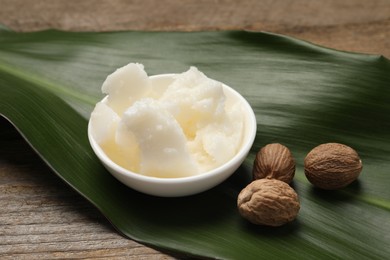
[0,0,389,57]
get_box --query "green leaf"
[1,29,389,259]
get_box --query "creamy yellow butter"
[90,63,244,178]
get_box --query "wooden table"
[1,1,389,258]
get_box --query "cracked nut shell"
[253,143,295,183]
[237,179,300,226]
[304,143,363,190]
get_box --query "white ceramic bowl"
[88,74,257,197]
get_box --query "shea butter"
[90,63,245,178]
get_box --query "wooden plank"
[0,118,173,259]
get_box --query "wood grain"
[0,0,389,258]
[0,118,173,259]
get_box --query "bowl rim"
[88,73,257,184]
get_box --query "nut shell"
[304,143,362,190]
[253,143,295,183]
[237,179,300,226]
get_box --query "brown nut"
[237,179,300,226]
[253,143,295,183]
[304,143,363,190]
